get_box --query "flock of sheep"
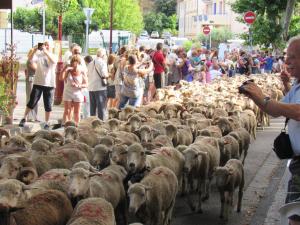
[0,74,284,225]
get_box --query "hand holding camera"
[238,79,254,94]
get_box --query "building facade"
[139,0,155,14]
[177,0,246,38]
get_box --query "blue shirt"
[282,81,300,155]
[264,57,274,71]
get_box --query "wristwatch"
[263,96,271,107]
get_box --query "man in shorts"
[19,41,57,130]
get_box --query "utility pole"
[109,0,113,54]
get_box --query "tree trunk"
[282,0,297,41]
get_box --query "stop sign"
[203,26,210,35]
[244,11,256,24]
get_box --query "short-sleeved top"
[181,60,190,77]
[264,57,274,70]
[152,51,165,74]
[282,81,300,155]
[32,51,57,87]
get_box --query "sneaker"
[19,118,26,127]
[44,124,50,130]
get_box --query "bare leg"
[73,102,81,125]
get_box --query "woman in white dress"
[60,55,87,126]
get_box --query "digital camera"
[238,79,254,94]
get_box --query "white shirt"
[32,51,57,88]
[210,69,222,81]
[87,57,108,91]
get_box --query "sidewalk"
[8,78,64,133]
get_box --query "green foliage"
[197,27,233,45]
[231,0,300,49]
[45,0,70,15]
[182,40,193,52]
[154,0,177,17]
[289,14,300,37]
[144,12,178,35]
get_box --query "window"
[213,3,217,15]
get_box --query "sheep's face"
[129,117,141,132]
[68,168,90,198]
[165,125,177,140]
[183,149,202,174]
[165,109,177,119]
[7,136,27,148]
[215,167,230,187]
[0,158,22,179]
[92,145,110,169]
[128,183,148,214]
[139,127,152,143]
[186,119,197,132]
[0,179,28,211]
[64,127,79,140]
[108,119,119,132]
[110,145,127,167]
[127,145,146,173]
[216,118,232,136]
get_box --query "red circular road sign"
[203,26,210,35]
[244,11,256,24]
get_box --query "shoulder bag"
[94,60,107,87]
[273,118,294,159]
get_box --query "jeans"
[89,90,107,121]
[118,95,138,109]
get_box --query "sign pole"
[244,11,256,52]
[42,2,45,41]
[10,1,14,95]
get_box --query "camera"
[38,42,44,50]
[238,79,254,94]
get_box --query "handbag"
[94,61,107,87]
[273,118,294,159]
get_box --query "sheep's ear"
[143,185,152,191]
[128,181,133,187]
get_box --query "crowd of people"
[19,41,286,128]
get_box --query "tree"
[231,0,300,49]
[197,27,233,47]
[154,0,177,17]
[144,12,178,35]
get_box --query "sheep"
[0,179,72,225]
[182,140,220,213]
[215,159,244,221]
[213,117,235,136]
[126,144,184,191]
[110,131,140,146]
[220,135,240,166]
[22,130,64,145]
[62,140,94,162]
[30,138,58,156]
[165,124,193,146]
[108,107,121,119]
[0,156,38,184]
[68,165,127,225]
[4,135,31,149]
[67,197,116,225]
[110,144,128,169]
[229,128,251,164]
[199,125,222,138]
[92,144,111,170]
[0,128,10,147]
[158,103,185,119]
[29,168,71,195]
[128,166,178,225]
[72,161,98,172]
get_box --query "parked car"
[150,31,160,39]
[140,30,149,39]
[162,31,171,39]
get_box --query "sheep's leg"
[163,199,175,225]
[202,177,211,201]
[219,190,225,218]
[181,175,188,196]
[224,191,230,221]
[237,173,245,212]
[195,179,203,213]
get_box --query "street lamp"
[83,7,94,55]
